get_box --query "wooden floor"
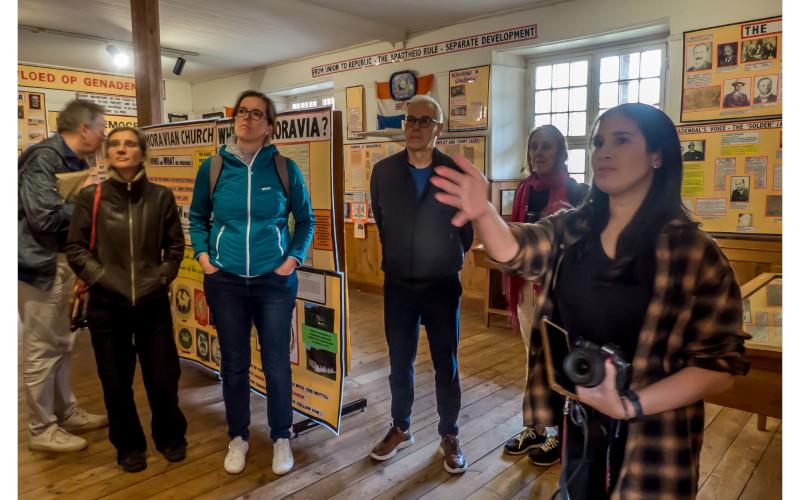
[19,289,781,499]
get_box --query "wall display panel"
[18,91,47,154]
[448,65,490,132]
[143,108,348,433]
[678,119,781,235]
[343,136,486,222]
[681,16,781,123]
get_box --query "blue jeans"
[203,269,297,441]
[383,275,462,436]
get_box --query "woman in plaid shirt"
[431,103,749,499]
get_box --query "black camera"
[563,340,631,390]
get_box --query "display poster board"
[143,107,349,433]
[18,91,47,154]
[343,136,486,222]
[345,85,366,139]
[448,65,490,131]
[677,119,781,235]
[681,16,781,123]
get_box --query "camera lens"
[563,348,606,388]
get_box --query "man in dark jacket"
[18,100,108,452]
[368,95,473,474]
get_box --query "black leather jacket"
[65,167,184,306]
[18,135,86,290]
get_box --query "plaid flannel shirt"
[497,207,749,499]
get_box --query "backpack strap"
[90,183,102,251]
[208,154,223,204]
[273,152,291,213]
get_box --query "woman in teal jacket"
[189,90,314,476]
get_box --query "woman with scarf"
[502,125,588,465]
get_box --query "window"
[291,96,334,110]
[291,99,317,110]
[530,42,666,183]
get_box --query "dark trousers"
[87,293,187,461]
[203,269,297,441]
[561,406,628,500]
[384,275,462,436]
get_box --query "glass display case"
[742,273,781,351]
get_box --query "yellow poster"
[18,91,47,154]
[18,64,136,96]
[681,17,781,122]
[344,136,486,194]
[148,110,349,433]
[448,65,490,131]
[678,119,781,234]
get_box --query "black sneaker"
[528,435,560,466]
[160,443,187,462]
[119,451,147,473]
[504,428,547,455]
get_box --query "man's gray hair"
[57,99,105,133]
[406,95,443,123]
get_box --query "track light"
[106,44,129,68]
[172,56,186,76]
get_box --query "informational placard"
[18,91,47,154]
[681,16,781,123]
[345,86,366,139]
[678,119,781,235]
[448,65,490,132]
[144,108,348,433]
[344,136,486,193]
[76,92,138,116]
[18,64,137,96]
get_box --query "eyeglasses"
[404,115,441,129]
[236,107,266,121]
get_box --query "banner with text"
[311,25,537,77]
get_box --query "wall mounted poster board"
[18,91,47,154]
[448,65,490,131]
[677,119,781,235]
[142,107,349,433]
[345,85,366,139]
[344,136,487,193]
[681,16,781,123]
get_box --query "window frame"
[527,38,668,183]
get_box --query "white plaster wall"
[189,0,781,178]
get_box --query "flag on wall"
[375,74,434,130]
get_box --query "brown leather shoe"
[370,425,414,461]
[439,435,467,473]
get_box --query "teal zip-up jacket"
[189,142,315,277]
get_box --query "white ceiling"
[18,0,554,83]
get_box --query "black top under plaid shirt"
[494,206,750,500]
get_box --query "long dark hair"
[526,124,568,176]
[585,103,691,282]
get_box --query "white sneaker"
[61,408,109,433]
[272,438,294,475]
[224,437,249,474]
[29,425,88,453]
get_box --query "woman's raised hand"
[430,155,491,227]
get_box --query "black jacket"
[18,135,86,290]
[65,168,184,306]
[370,148,473,281]
[525,178,590,222]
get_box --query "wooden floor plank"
[738,423,782,500]
[17,289,782,500]
[697,414,778,500]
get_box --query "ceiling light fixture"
[106,44,129,68]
